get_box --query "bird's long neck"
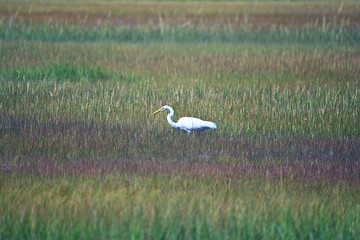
[166,107,178,128]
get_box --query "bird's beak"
[153,107,163,115]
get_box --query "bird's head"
[153,105,171,115]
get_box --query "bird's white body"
[173,117,217,133]
[153,105,217,134]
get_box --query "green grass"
[1,1,360,239]
[1,23,359,45]
[1,173,360,240]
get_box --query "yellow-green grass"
[1,1,360,239]
[1,1,359,19]
[1,1,360,29]
[2,1,359,14]
[1,166,360,240]
[1,39,359,161]
[1,41,359,85]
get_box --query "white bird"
[153,105,217,134]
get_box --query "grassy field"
[1,1,360,239]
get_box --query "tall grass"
[1,167,360,240]
[1,23,359,45]
[1,41,358,84]
[0,35,359,161]
[1,74,359,161]
[1,2,360,239]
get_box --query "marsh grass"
[1,23,359,46]
[1,78,359,162]
[1,1,360,239]
[1,1,360,30]
[1,41,359,86]
[1,167,360,240]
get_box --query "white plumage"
[153,105,217,134]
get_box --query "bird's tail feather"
[208,122,217,131]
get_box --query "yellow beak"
[153,107,163,115]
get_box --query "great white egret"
[153,105,217,134]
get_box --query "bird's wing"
[177,117,216,131]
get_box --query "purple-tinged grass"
[1,2,360,238]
